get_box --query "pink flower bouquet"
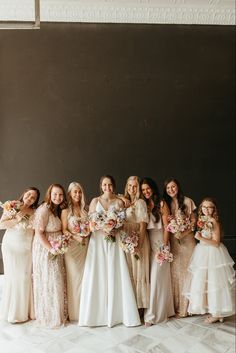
[166,210,191,244]
[119,230,140,260]
[0,200,22,218]
[155,245,173,266]
[49,234,71,260]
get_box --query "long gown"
[65,214,88,321]
[123,199,150,308]
[32,204,67,328]
[0,214,35,323]
[144,214,175,324]
[184,230,235,317]
[170,196,196,317]
[78,200,141,327]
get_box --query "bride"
[78,175,140,327]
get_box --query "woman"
[61,182,89,322]
[123,176,150,310]
[79,175,140,327]
[0,187,40,323]
[32,183,68,328]
[163,178,196,317]
[140,177,175,325]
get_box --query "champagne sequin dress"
[32,204,67,328]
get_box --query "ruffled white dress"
[185,230,235,317]
[78,200,140,327]
[0,214,35,322]
[65,214,88,321]
[144,214,175,323]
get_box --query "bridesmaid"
[32,183,68,328]
[79,175,140,327]
[61,182,89,322]
[123,176,150,310]
[140,177,175,325]
[0,187,40,323]
[163,178,196,317]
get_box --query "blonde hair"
[67,181,87,219]
[124,176,140,202]
[198,197,219,222]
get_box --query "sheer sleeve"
[136,199,149,223]
[34,204,49,232]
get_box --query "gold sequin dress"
[170,197,196,317]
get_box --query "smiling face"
[201,201,215,217]
[22,190,38,207]
[166,181,178,198]
[50,186,64,205]
[127,179,138,197]
[141,183,153,200]
[101,177,114,195]
[70,186,82,204]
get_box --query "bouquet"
[166,210,191,244]
[0,200,22,218]
[197,216,213,238]
[49,234,71,260]
[0,200,32,229]
[89,207,126,242]
[71,218,90,238]
[119,230,140,260]
[155,243,173,266]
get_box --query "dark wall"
[0,23,235,266]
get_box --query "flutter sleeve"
[34,203,49,232]
[184,197,197,216]
[136,199,149,223]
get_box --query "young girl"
[185,197,235,323]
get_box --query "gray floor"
[0,276,235,353]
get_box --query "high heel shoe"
[204,316,224,324]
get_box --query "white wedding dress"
[78,200,141,327]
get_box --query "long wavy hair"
[140,177,161,223]
[198,197,220,222]
[19,187,40,209]
[44,183,67,217]
[198,196,223,238]
[124,176,140,202]
[67,181,88,219]
[99,175,116,195]
[163,177,187,215]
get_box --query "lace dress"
[184,229,235,317]
[65,214,88,321]
[32,204,67,328]
[0,213,35,322]
[78,199,140,327]
[144,214,175,323]
[170,197,196,317]
[123,199,150,308]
